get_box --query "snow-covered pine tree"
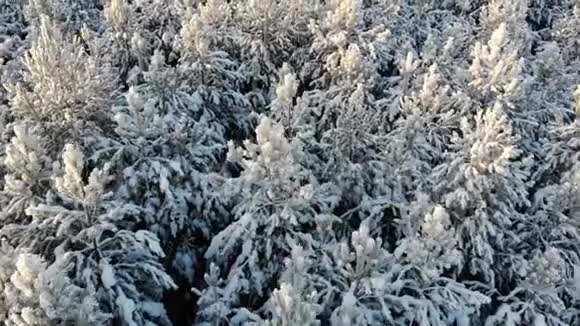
[22,143,175,325]
[0,124,52,227]
[429,105,533,286]
[233,0,317,108]
[201,116,337,323]
[88,81,230,296]
[178,4,255,136]
[5,14,117,151]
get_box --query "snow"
[1,0,579,325]
[100,262,116,290]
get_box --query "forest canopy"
[1,0,580,325]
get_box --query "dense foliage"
[1,0,579,325]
